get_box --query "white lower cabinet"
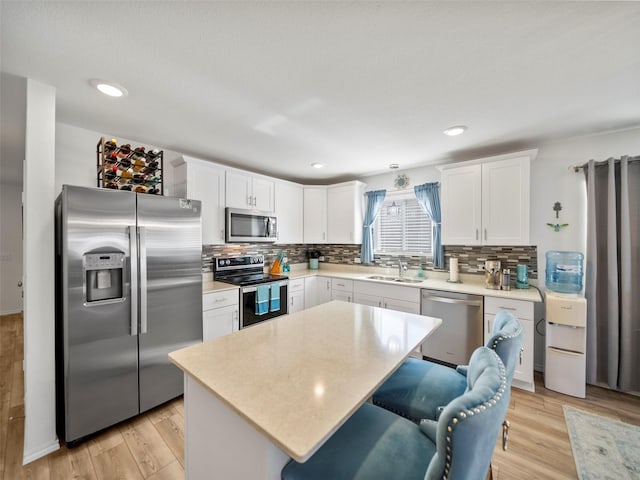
[203,289,239,342]
[288,279,305,314]
[331,278,353,303]
[316,276,332,305]
[484,296,534,392]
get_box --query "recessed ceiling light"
[90,79,128,97]
[443,125,467,136]
[311,163,324,169]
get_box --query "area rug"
[563,405,640,479]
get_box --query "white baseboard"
[23,439,59,465]
[0,308,23,316]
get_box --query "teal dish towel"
[256,284,270,316]
[270,282,280,312]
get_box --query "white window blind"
[374,194,432,255]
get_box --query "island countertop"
[169,300,441,463]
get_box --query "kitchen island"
[169,300,442,480]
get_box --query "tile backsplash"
[202,243,538,278]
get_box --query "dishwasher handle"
[422,293,483,307]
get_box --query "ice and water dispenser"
[544,251,586,398]
[84,252,125,303]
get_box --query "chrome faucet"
[398,261,408,278]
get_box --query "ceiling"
[2,1,639,184]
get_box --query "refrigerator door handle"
[139,226,148,334]
[129,225,138,336]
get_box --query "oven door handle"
[242,280,289,293]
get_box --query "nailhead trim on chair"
[489,324,523,350]
[440,353,507,480]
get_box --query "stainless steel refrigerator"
[55,185,202,445]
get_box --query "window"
[374,193,432,255]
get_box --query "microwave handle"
[267,217,276,238]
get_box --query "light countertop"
[202,279,240,294]
[201,265,542,302]
[169,301,442,462]
[284,264,543,302]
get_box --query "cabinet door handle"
[378,301,382,308]
[519,347,524,365]
[348,296,351,302]
[484,228,487,241]
[247,195,252,206]
[476,229,479,240]
[220,229,224,240]
[322,232,326,241]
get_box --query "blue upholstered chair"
[281,347,510,480]
[372,310,523,424]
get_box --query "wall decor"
[547,201,569,232]
[394,173,410,189]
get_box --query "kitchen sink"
[393,278,423,284]
[365,275,423,284]
[366,275,397,281]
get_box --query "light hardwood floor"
[2,313,639,479]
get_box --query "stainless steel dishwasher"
[420,289,484,366]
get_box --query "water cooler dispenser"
[545,293,587,397]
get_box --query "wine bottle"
[117,144,131,159]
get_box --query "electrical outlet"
[319,256,325,262]
[354,257,362,264]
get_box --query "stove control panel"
[215,255,265,272]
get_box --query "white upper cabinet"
[441,165,482,245]
[226,170,275,212]
[172,156,226,245]
[274,180,303,244]
[441,150,535,246]
[303,186,328,243]
[327,181,366,244]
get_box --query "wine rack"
[96,137,164,195]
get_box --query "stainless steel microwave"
[225,208,277,243]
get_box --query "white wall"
[23,79,59,463]
[361,164,440,192]
[55,122,180,196]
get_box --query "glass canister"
[545,251,584,294]
[516,264,529,289]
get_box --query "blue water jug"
[545,251,584,294]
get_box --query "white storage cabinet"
[327,181,366,244]
[441,150,535,245]
[202,289,239,342]
[172,156,226,245]
[274,181,303,244]
[303,187,328,243]
[226,170,275,212]
[287,278,305,314]
[484,296,535,392]
[353,281,420,314]
[331,278,353,303]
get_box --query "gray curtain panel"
[584,156,640,391]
